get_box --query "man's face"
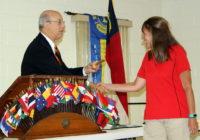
[45,12,65,41]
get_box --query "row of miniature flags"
[0,80,119,136]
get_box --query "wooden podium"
[0,75,102,139]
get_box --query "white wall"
[0,0,199,139]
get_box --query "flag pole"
[64,11,79,15]
[64,11,127,21]
[64,11,107,18]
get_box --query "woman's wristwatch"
[188,113,197,118]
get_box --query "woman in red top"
[99,16,198,140]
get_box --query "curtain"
[75,21,90,67]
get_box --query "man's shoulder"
[31,33,45,44]
[28,33,49,50]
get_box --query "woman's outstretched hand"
[88,82,110,93]
[96,83,110,93]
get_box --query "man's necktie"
[54,46,62,65]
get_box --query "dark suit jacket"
[21,33,83,76]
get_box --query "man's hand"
[84,60,105,75]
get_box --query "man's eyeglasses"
[47,20,65,25]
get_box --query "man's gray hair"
[38,12,50,31]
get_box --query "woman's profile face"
[142,28,152,50]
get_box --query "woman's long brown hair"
[142,16,178,63]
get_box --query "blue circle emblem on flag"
[89,15,107,39]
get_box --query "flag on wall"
[106,0,128,115]
[88,15,107,83]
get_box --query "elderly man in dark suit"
[21,10,99,76]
